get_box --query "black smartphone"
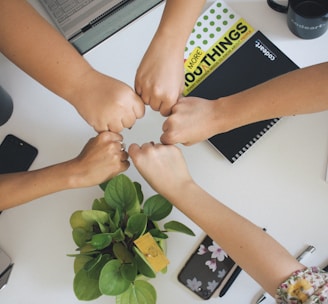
[178,235,241,300]
[0,134,38,174]
[0,248,13,290]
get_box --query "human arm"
[0,0,144,133]
[161,62,328,145]
[0,132,129,210]
[128,143,304,296]
[135,0,206,116]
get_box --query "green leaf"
[82,210,109,233]
[89,233,112,250]
[84,254,102,272]
[74,268,101,300]
[107,214,118,233]
[99,260,131,296]
[157,239,167,254]
[82,210,108,223]
[148,228,168,240]
[72,227,93,247]
[133,247,156,278]
[99,179,110,192]
[116,280,157,304]
[133,181,143,204]
[164,221,195,236]
[73,254,94,274]
[125,213,148,239]
[104,174,140,216]
[109,228,125,242]
[120,263,137,282]
[73,254,111,300]
[113,243,134,263]
[70,210,93,231]
[92,197,113,213]
[143,195,173,221]
[112,208,122,228]
[79,244,98,254]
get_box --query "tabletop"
[0,1,328,303]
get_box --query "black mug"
[0,86,13,126]
[267,0,328,39]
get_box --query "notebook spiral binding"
[231,118,280,162]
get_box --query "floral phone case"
[178,235,240,300]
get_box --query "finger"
[160,132,173,145]
[160,92,180,116]
[121,114,135,130]
[148,95,162,112]
[105,131,123,142]
[120,141,127,152]
[160,128,179,145]
[117,140,127,152]
[159,101,172,117]
[162,118,170,132]
[140,141,157,151]
[106,131,123,141]
[95,124,110,133]
[128,143,141,156]
[119,159,130,172]
[134,100,146,119]
[183,141,192,147]
[109,139,126,154]
[121,151,129,161]
[140,90,151,105]
[106,121,124,133]
[134,80,142,96]
[135,87,141,96]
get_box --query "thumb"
[127,143,140,158]
[160,132,173,145]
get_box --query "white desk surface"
[1,1,327,303]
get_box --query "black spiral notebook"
[188,31,299,163]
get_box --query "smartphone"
[0,134,38,174]
[0,248,13,290]
[0,134,37,286]
[178,235,241,300]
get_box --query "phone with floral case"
[178,235,240,300]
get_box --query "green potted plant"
[68,174,195,304]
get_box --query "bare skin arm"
[0,0,145,133]
[135,0,206,116]
[129,143,304,296]
[0,132,129,210]
[161,62,328,145]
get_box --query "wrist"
[162,178,197,205]
[61,65,96,109]
[51,160,84,190]
[166,181,204,213]
[152,28,187,54]
[65,160,93,189]
[213,95,251,133]
[210,97,235,133]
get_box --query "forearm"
[165,182,303,297]
[154,0,206,50]
[218,62,328,132]
[129,143,304,294]
[0,161,77,210]
[0,0,92,105]
[0,132,130,210]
